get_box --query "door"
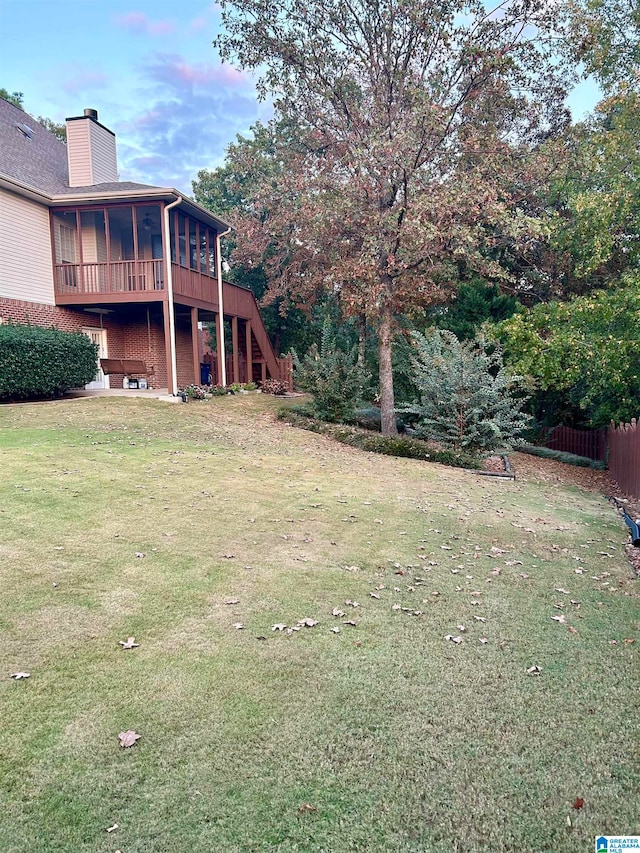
[83,328,110,389]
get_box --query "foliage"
[259,378,290,395]
[277,409,479,468]
[0,324,97,401]
[497,276,640,428]
[292,321,370,422]
[36,116,66,143]
[400,329,530,453]
[180,384,210,400]
[518,443,607,470]
[432,279,519,341]
[213,0,567,435]
[550,92,640,281]
[0,87,23,108]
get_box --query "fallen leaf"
[391,603,401,611]
[224,598,240,605]
[344,599,360,607]
[232,622,244,630]
[106,824,118,833]
[490,567,502,576]
[551,614,567,624]
[473,616,487,623]
[222,554,235,559]
[572,797,584,810]
[609,639,618,645]
[10,671,30,679]
[272,623,287,632]
[444,635,463,644]
[567,626,579,635]
[369,592,380,599]
[135,552,145,558]
[343,620,357,626]
[332,608,345,617]
[456,625,467,632]
[479,637,488,644]
[118,637,139,650]
[624,638,635,644]
[526,665,542,675]
[299,803,317,813]
[297,617,319,627]
[331,627,340,633]
[118,730,141,748]
[555,588,570,595]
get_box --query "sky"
[0,0,600,196]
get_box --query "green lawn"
[0,395,637,852]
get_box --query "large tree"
[214,0,567,434]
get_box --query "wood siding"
[0,188,55,304]
[88,119,118,185]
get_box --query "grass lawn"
[0,394,637,852]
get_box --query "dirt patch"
[509,451,618,494]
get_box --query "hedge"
[277,409,480,470]
[0,324,98,401]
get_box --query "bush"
[518,444,607,470]
[0,324,98,401]
[400,329,530,453]
[277,409,479,469]
[260,378,290,395]
[291,320,371,422]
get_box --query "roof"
[0,97,230,232]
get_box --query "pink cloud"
[190,16,208,31]
[146,54,250,88]
[62,69,108,94]
[114,11,176,36]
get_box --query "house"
[0,98,290,393]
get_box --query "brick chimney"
[65,108,118,187]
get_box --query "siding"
[66,120,93,188]
[0,188,55,304]
[88,120,117,184]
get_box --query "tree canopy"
[213,0,568,434]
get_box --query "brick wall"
[175,320,196,387]
[0,297,169,389]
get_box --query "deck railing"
[54,260,165,295]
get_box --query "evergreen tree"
[401,329,530,452]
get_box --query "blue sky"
[0,0,599,195]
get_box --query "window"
[58,223,76,263]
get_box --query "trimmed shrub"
[0,324,98,401]
[518,444,607,470]
[277,409,479,470]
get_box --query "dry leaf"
[391,604,401,611]
[344,599,360,607]
[456,625,467,632]
[369,592,380,599]
[118,637,140,650]
[567,626,579,635]
[479,637,488,644]
[232,623,244,630]
[118,730,141,748]
[343,620,357,626]
[526,665,542,675]
[624,638,635,644]
[555,588,570,594]
[297,618,319,627]
[10,671,30,679]
[490,567,502,576]
[444,635,463,644]
[135,552,145,558]
[572,797,584,810]
[272,623,287,632]
[331,627,340,634]
[299,803,317,813]
[551,614,567,624]
[332,608,345,617]
[473,616,486,623]
[106,824,118,833]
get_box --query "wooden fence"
[542,425,608,461]
[609,419,640,499]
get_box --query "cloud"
[62,68,108,94]
[143,53,249,88]
[114,11,176,36]
[190,16,208,31]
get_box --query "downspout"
[216,226,232,388]
[163,195,182,395]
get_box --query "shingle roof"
[0,97,71,193]
[0,98,158,196]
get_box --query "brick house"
[0,98,289,392]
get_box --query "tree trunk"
[379,304,397,436]
[357,312,366,366]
